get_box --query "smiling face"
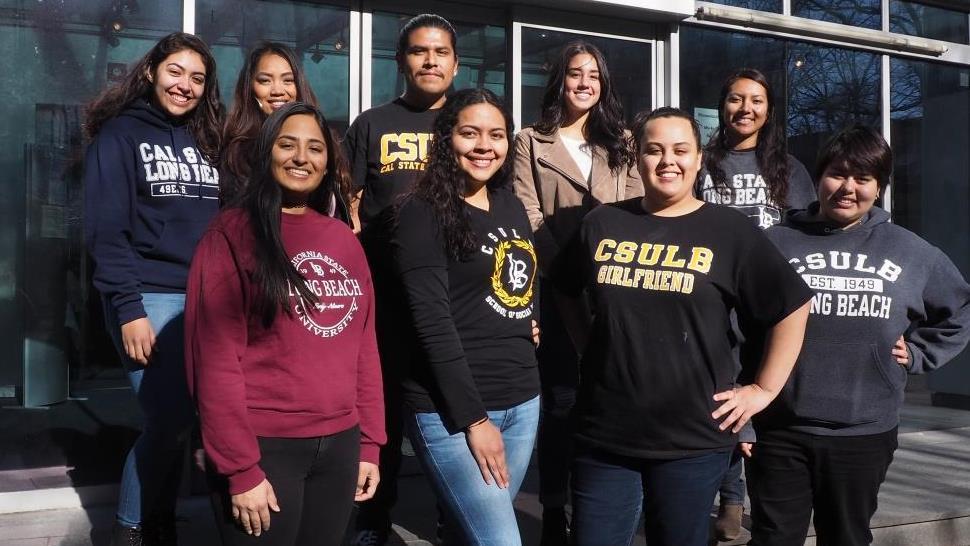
[451,102,509,192]
[253,53,297,115]
[398,26,458,100]
[722,77,769,149]
[563,52,600,118]
[151,48,206,118]
[638,116,703,209]
[816,162,880,227]
[271,114,328,206]
[149,49,206,118]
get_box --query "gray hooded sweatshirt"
[754,204,970,436]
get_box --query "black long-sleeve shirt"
[391,189,540,432]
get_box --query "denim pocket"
[785,339,899,426]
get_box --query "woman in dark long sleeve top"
[390,88,539,546]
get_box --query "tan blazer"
[513,127,643,274]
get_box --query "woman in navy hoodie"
[83,32,223,545]
[747,126,970,545]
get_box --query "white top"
[560,134,593,182]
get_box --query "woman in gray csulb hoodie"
[746,125,970,546]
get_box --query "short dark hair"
[815,125,893,190]
[396,13,458,58]
[630,106,702,154]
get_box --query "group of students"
[81,12,970,546]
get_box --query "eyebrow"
[277,134,326,145]
[166,62,206,77]
[256,71,294,77]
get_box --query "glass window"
[890,57,970,394]
[370,11,506,107]
[792,0,881,30]
[196,0,351,132]
[707,0,782,12]
[679,25,881,172]
[519,27,652,128]
[891,1,969,45]
[0,1,181,396]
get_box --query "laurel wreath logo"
[490,239,537,308]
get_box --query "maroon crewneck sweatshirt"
[185,208,385,495]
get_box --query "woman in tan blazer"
[512,40,641,546]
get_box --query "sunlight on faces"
[253,53,297,115]
[723,78,768,147]
[151,49,206,118]
[564,52,600,118]
[452,103,509,190]
[638,116,703,208]
[817,163,880,227]
[272,114,328,204]
[398,27,458,97]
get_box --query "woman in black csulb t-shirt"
[390,88,540,545]
[555,107,812,546]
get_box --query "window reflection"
[707,0,782,12]
[520,27,652,128]
[890,1,969,45]
[792,0,881,30]
[0,1,182,397]
[196,0,351,132]
[370,12,506,107]
[679,26,880,174]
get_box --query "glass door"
[512,23,657,131]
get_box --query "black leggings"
[210,426,360,546]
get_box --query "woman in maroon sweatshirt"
[185,102,385,546]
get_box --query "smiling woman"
[186,102,385,546]
[81,32,223,544]
[389,88,541,545]
[553,107,811,546]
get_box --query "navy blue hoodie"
[84,99,220,325]
[753,204,970,436]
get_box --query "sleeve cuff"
[115,299,147,326]
[360,442,381,465]
[227,465,266,496]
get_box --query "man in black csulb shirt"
[346,13,458,546]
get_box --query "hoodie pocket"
[139,219,207,265]
[785,340,899,427]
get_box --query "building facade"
[1,0,969,406]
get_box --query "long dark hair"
[84,32,222,159]
[221,42,319,204]
[410,88,514,261]
[244,102,352,326]
[534,41,631,172]
[704,67,790,207]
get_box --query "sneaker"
[110,522,144,546]
[353,529,388,546]
[714,503,743,541]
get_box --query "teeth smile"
[287,168,309,177]
[170,94,189,104]
[470,159,492,168]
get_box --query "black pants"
[747,427,897,546]
[536,285,580,508]
[210,426,360,546]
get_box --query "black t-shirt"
[392,189,540,432]
[345,98,439,228]
[555,199,812,459]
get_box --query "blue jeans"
[719,446,746,505]
[405,395,540,546]
[104,293,195,527]
[571,447,731,546]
